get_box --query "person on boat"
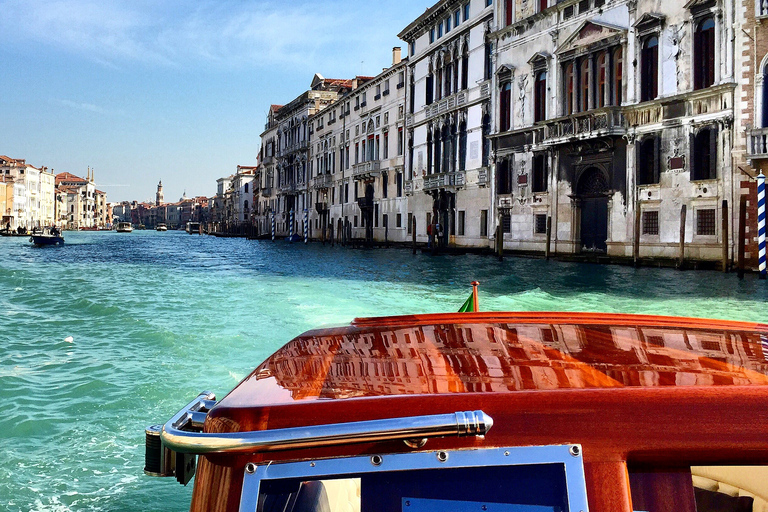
[427,223,433,248]
[50,226,59,237]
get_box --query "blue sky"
[0,0,427,202]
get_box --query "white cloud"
[53,98,128,117]
[0,0,394,70]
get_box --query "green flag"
[458,292,475,313]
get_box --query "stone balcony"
[278,182,299,195]
[748,127,768,159]
[477,168,489,187]
[532,107,625,146]
[312,173,334,190]
[352,161,381,180]
[423,170,466,192]
[260,187,272,198]
[315,202,328,213]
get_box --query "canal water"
[1,231,765,511]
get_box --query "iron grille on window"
[535,214,547,234]
[642,211,659,235]
[696,209,716,236]
[502,213,511,234]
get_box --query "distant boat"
[186,222,201,234]
[156,223,168,232]
[30,229,64,246]
[116,222,133,233]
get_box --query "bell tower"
[156,180,164,206]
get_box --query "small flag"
[458,292,475,313]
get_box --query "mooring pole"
[677,205,687,270]
[633,205,641,267]
[545,216,552,261]
[496,223,503,261]
[271,211,275,242]
[304,209,308,245]
[412,217,417,255]
[758,171,766,279]
[471,281,480,312]
[738,196,747,279]
[721,200,728,273]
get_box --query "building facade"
[489,0,737,261]
[309,50,409,244]
[400,0,496,248]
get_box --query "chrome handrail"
[160,395,493,455]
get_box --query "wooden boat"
[145,311,768,512]
[156,223,168,232]
[116,222,133,233]
[29,233,64,246]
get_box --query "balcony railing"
[477,168,489,187]
[261,187,272,197]
[533,107,625,145]
[423,170,466,191]
[312,173,334,189]
[278,183,298,194]
[748,127,768,159]
[424,92,467,119]
[352,161,381,179]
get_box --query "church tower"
[156,180,164,206]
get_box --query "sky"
[0,0,428,203]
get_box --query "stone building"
[0,156,56,229]
[231,165,256,225]
[254,105,282,236]
[309,50,408,244]
[56,171,97,229]
[489,0,737,262]
[735,0,768,268]
[399,0,496,248]
[256,76,357,238]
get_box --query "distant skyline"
[0,0,428,203]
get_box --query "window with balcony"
[534,71,547,122]
[692,126,717,181]
[461,44,469,90]
[539,0,548,12]
[613,48,623,105]
[426,74,434,105]
[532,154,548,192]
[579,59,590,112]
[564,63,575,115]
[500,82,512,131]
[427,130,433,175]
[459,122,467,171]
[637,135,660,185]
[694,17,715,90]
[641,36,659,102]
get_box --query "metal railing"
[156,391,493,455]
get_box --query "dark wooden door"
[581,196,608,252]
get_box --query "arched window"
[579,59,590,112]
[482,114,491,167]
[459,122,467,171]
[500,82,512,131]
[762,63,768,128]
[505,0,513,26]
[436,65,443,101]
[426,73,434,105]
[597,52,608,108]
[694,17,715,90]
[244,183,249,194]
[613,48,623,106]
[641,36,659,102]
[445,62,453,96]
[434,127,442,174]
[442,124,451,174]
[427,130,433,175]
[534,71,547,122]
[565,63,575,115]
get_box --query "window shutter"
[709,127,718,180]
[690,131,697,180]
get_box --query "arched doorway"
[577,167,609,253]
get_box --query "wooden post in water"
[677,205,687,270]
[738,196,747,279]
[412,217,417,255]
[496,224,503,261]
[721,200,729,273]
[633,206,641,267]
[545,216,552,261]
[330,223,334,247]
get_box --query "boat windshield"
[240,446,587,512]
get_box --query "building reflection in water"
[251,323,768,401]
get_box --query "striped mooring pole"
[271,211,275,242]
[303,209,308,244]
[758,171,766,279]
[289,209,295,241]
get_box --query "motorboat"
[116,222,133,233]
[145,309,768,512]
[156,223,168,232]
[29,229,64,246]
[186,222,201,234]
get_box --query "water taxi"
[186,222,201,234]
[116,222,133,233]
[145,309,768,512]
[156,223,168,232]
[29,228,64,246]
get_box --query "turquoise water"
[0,231,765,511]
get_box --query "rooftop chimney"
[392,47,402,66]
